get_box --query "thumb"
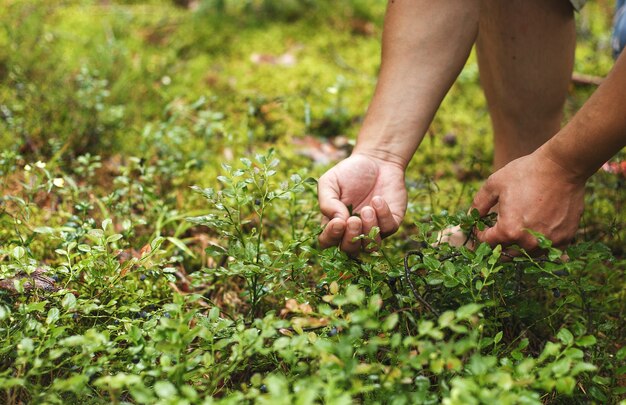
[473,223,502,247]
[470,177,499,217]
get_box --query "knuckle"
[502,227,522,241]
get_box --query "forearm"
[541,50,626,181]
[353,0,479,168]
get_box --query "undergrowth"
[0,0,625,404]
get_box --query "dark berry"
[259,384,267,393]
[255,199,261,206]
[163,312,171,318]
[552,288,561,298]
[443,133,457,146]
[328,327,338,337]
[139,274,147,281]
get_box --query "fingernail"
[361,208,374,220]
[372,197,383,209]
[332,222,344,233]
[348,221,360,231]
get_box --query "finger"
[318,218,346,249]
[371,196,399,237]
[471,177,499,217]
[322,215,330,226]
[360,206,381,252]
[475,223,538,253]
[474,224,506,248]
[318,175,350,220]
[340,216,363,256]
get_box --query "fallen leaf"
[292,135,348,164]
[250,52,297,67]
[0,268,58,293]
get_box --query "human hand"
[470,150,586,254]
[317,153,407,255]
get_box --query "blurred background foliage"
[0,0,624,403]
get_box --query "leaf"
[382,313,399,331]
[557,328,574,346]
[166,237,196,258]
[62,293,76,310]
[575,335,597,347]
[106,234,123,243]
[46,307,60,325]
[555,376,576,394]
[455,303,482,320]
[154,380,177,399]
[12,246,25,260]
[292,135,348,164]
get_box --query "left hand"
[470,149,586,253]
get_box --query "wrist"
[533,142,590,185]
[353,124,420,170]
[351,146,410,171]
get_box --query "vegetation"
[0,0,624,403]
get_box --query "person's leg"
[477,0,576,170]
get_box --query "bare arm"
[541,50,626,181]
[354,0,480,168]
[472,51,626,251]
[318,0,480,254]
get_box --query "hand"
[318,153,407,255]
[471,150,586,253]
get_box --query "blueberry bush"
[0,1,624,404]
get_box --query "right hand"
[317,153,407,255]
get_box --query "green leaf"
[102,218,112,231]
[615,346,626,360]
[555,376,576,394]
[130,384,156,404]
[12,246,25,260]
[154,380,177,399]
[62,293,76,310]
[18,338,34,353]
[46,307,60,325]
[383,313,399,331]
[557,328,574,346]
[456,303,482,320]
[106,234,123,243]
[167,236,196,258]
[575,335,597,347]
[33,226,55,234]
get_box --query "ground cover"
[0,1,624,403]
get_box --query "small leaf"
[557,328,574,346]
[62,293,76,310]
[575,335,597,347]
[154,381,177,399]
[12,246,25,260]
[46,307,60,325]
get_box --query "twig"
[572,72,604,86]
[403,250,440,317]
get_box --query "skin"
[318,0,584,255]
[472,50,626,250]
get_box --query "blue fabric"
[613,0,626,58]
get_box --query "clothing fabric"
[570,0,587,12]
[613,0,626,58]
